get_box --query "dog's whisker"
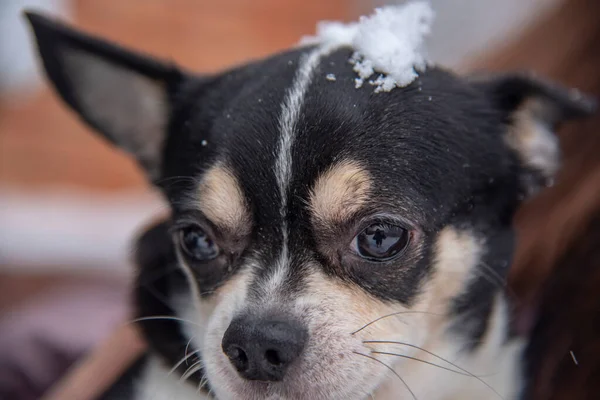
[184,335,196,366]
[168,349,200,376]
[182,365,202,382]
[198,288,217,297]
[364,340,503,399]
[207,385,217,399]
[185,365,204,383]
[139,282,177,312]
[351,311,442,335]
[181,359,204,382]
[352,351,417,400]
[479,260,521,302]
[129,315,202,327]
[154,175,200,190]
[198,375,210,395]
[477,260,506,289]
[134,264,182,287]
[370,351,473,376]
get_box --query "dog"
[25,8,595,400]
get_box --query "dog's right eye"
[178,226,220,261]
[351,223,410,262]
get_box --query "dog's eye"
[179,226,219,261]
[352,223,410,261]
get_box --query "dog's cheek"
[297,227,484,399]
[198,238,482,400]
[429,226,484,310]
[201,268,255,398]
[371,227,485,397]
[407,226,485,352]
[289,272,428,399]
[170,290,218,355]
[170,253,217,351]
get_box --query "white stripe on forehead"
[267,44,338,294]
[276,45,337,202]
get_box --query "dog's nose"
[221,316,307,382]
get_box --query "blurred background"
[0,0,598,399]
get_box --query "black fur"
[25,10,596,399]
[133,220,208,389]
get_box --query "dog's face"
[27,12,595,400]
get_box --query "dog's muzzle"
[221,315,307,382]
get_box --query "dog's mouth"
[202,358,396,400]
[195,273,430,400]
[200,330,413,400]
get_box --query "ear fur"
[25,11,185,180]
[473,72,597,194]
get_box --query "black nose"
[221,316,307,382]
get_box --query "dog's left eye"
[352,223,410,261]
[178,226,220,261]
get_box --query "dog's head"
[27,12,595,400]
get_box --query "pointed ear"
[473,72,597,194]
[25,11,185,180]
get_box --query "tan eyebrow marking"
[309,160,372,227]
[197,165,251,235]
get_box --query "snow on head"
[301,1,434,93]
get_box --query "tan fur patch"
[190,218,519,399]
[427,226,483,311]
[197,165,251,235]
[299,270,407,337]
[200,225,516,399]
[292,227,483,351]
[292,271,418,398]
[505,99,559,177]
[309,160,372,228]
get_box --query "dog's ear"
[473,72,597,194]
[25,11,185,180]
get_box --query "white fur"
[164,217,525,400]
[260,236,290,297]
[137,270,524,400]
[134,355,210,400]
[129,50,527,400]
[506,101,560,179]
[374,294,524,399]
[170,289,207,354]
[276,46,334,202]
[520,121,559,177]
[271,44,340,292]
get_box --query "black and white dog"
[26,10,595,400]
